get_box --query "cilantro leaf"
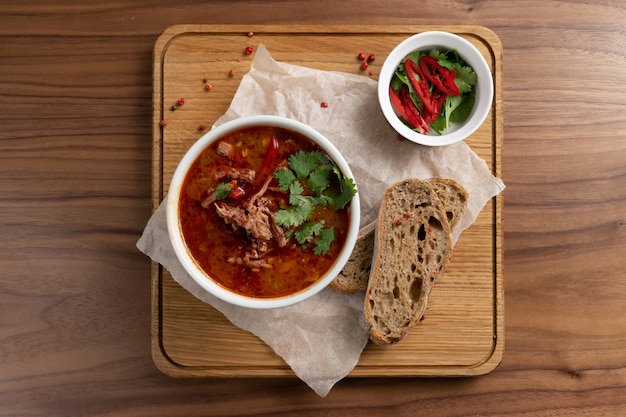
[313,194,334,207]
[295,221,324,245]
[289,150,319,179]
[307,166,332,194]
[442,94,465,133]
[288,181,304,201]
[272,150,357,254]
[314,227,335,255]
[214,183,232,200]
[332,167,358,210]
[453,64,477,94]
[274,168,296,191]
[274,203,313,228]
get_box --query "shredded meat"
[217,141,235,158]
[227,254,272,271]
[208,161,289,268]
[214,166,256,183]
[200,190,217,208]
[214,201,274,242]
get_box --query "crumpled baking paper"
[137,44,505,397]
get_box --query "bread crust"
[363,178,453,344]
[429,177,469,230]
[331,178,467,294]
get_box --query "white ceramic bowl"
[166,115,360,309]
[378,31,494,146]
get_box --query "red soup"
[179,125,355,298]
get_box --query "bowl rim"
[378,30,494,146]
[166,115,360,309]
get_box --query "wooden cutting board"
[151,25,503,377]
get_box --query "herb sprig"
[274,150,357,255]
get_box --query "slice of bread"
[363,178,453,344]
[429,177,469,231]
[329,220,376,293]
[331,178,467,294]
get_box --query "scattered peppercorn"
[320,102,329,108]
[247,31,254,37]
[202,78,208,84]
[205,83,213,91]
[160,119,168,127]
[357,52,366,61]
[244,46,254,55]
[360,61,369,70]
[198,124,206,131]
[171,105,177,111]
[367,53,376,63]
[177,98,185,106]
[229,68,235,77]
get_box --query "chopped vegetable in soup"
[179,126,356,298]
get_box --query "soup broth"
[179,126,351,298]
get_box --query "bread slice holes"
[428,216,443,231]
[409,278,423,301]
[417,224,426,241]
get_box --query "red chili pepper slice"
[423,89,447,125]
[259,135,279,176]
[389,87,410,121]
[398,85,429,134]
[229,186,245,199]
[404,59,437,115]
[419,56,460,97]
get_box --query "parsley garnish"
[214,182,233,200]
[273,150,357,255]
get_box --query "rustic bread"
[329,220,376,293]
[331,178,467,294]
[429,177,468,231]
[363,178,453,344]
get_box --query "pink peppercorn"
[177,98,185,105]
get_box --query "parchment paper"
[137,44,505,397]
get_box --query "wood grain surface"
[1,1,625,416]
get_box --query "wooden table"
[1,1,625,416]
